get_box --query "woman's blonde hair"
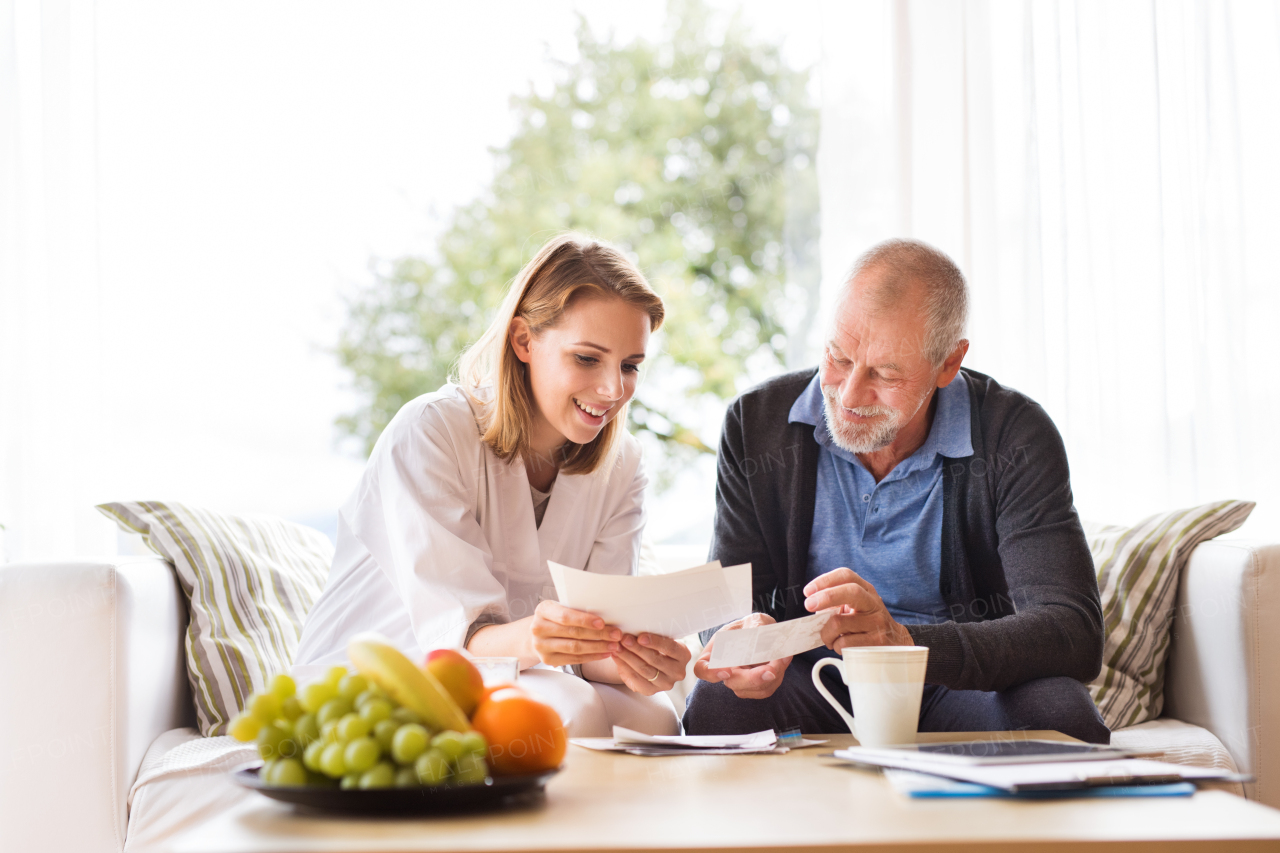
[457,233,664,476]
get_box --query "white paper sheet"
[570,739,784,756]
[547,560,752,638]
[708,610,834,668]
[831,750,1235,791]
[612,726,777,749]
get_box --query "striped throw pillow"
[1086,500,1254,731]
[97,501,332,736]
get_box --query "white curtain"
[0,0,115,560]
[818,0,1280,536]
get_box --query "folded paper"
[547,560,751,638]
[708,610,834,668]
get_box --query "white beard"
[820,384,928,455]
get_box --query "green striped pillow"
[1086,500,1254,731]
[97,501,331,736]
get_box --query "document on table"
[570,728,827,756]
[613,727,778,749]
[547,560,752,638]
[882,769,1196,799]
[708,610,834,668]
[831,750,1240,792]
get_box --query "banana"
[346,634,472,733]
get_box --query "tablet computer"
[845,740,1140,765]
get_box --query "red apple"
[424,649,484,717]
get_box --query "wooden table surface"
[174,731,1280,853]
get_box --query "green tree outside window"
[337,0,820,485]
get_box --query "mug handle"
[811,658,857,740]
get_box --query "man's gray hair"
[845,238,969,366]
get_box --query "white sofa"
[1,539,1276,852]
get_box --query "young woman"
[294,234,690,735]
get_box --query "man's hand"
[804,568,913,651]
[692,613,793,699]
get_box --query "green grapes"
[373,719,400,752]
[359,698,392,726]
[359,761,395,789]
[344,737,380,774]
[354,686,384,710]
[414,748,450,786]
[460,731,488,756]
[293,713,320,746]
[257,723,297,761]
[431,731,467,765]
[453,753,488,785]
[267,758,307,787]
[252,664,492,790]
[321,720,341,744]
[247,691,281,722]
[319,742,347,777]
[270,673,296,700]
[391,724,428,765]
[317,697,354,726]
[280,696,304,721]
[299,681,335,714]
[307,770,338,788]
[337,673,368,701]
[336,713,370,743]
[302,740,326,773]
[228,712,261,742]
[391,707,424,726]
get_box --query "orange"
[470,689,566,774]
[475,682,521,708]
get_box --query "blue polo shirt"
[790,372,973,625]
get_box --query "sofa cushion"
[1111,717,1244,797]
[98,502,332,736]
[1085,500,1253,731]
[125,727,257,852]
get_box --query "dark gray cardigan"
[706,366,1104,692]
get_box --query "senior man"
[683,238,1109,743]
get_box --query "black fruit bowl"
[232,762,560,815]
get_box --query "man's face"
[819,270,940,455]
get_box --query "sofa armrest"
[0,556,193,853]
[1163,538,1280,807]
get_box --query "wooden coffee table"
[174,731,1280,852]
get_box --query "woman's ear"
[509,317,534,364]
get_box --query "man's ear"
[936,339,969,387]
[509,317,534,364]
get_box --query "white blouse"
[293,383,648,674]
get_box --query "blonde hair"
[457,233,664,475]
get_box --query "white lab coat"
[294,383,647,672]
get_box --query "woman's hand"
[530,600,621,666]
[611,632,693,696]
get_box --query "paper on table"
[708,610,834,668]
[612,726,777,749]
[570,739,783,756]
[882,769,1196,799]
[547,560,752,638]
[832,751,1234,791]
[571,730,827,756]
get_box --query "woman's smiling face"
[509,291,651,462]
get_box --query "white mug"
[811,646,929,746]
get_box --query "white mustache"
[821,386,895,420]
